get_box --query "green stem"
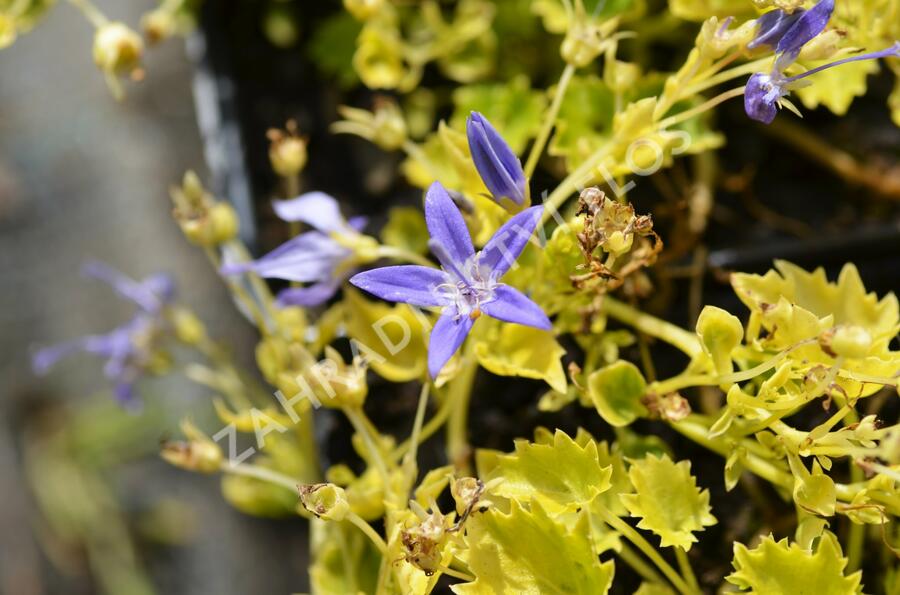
[344,407,391,486]
[346,511,388,554]
[524,63,576,179]
[594,506,695,595]
[296,411,322,482]
[204,247,269,332]
[392,389,453,462]
[221,461,297,492]
[681,58,770,98]
[66,0,108,27]
[617,542,667,585]
[843,409,865,572]
[540,145,613,226]
[675,547,700,593]
[657,87,745,131]
[446,343,479,473]
[403,382,432,471]
[602,297,701,357]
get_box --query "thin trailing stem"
[602,296,702,357]
[446,342,479,473]
[345,406,391,486]
[675,547,700,593]
[593,505,696,595]
[220,461,297,492]
[346,511,388,554]
[66,0,108,28]
[657,87,746,131]
[524,63,576,179]
[403,382,432,471]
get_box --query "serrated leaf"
[450,75,546,153]
[474,321,567,393]
[794,59,879,117]
[587,360,648,427]
[485,429,612,514]
[343,287,429,382]
[731,260,900,397]
[453,500,615,595]
[727,532,863,594]
[621,454,716,550]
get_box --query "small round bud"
[170,307,207,345]
[298,483,350,520]
[605,230,634,256]
[268,131,308,178]
[344,0,384,20]
[93,22,144,76]
[141,9,176,44]
[161,421,222,473]
[829,326,873,359]
[208,202,240,244]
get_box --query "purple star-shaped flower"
[221,191,368,307]
[743,0,900,124]
[349,181,550,378]
[32,262,176,408]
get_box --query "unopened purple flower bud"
[747,8,804,51]
[774,0,834,66]
[465,112,527,208]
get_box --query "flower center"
[437,260,498,320]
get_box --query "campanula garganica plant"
[17,0,900,593]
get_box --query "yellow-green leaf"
[696,305,743,375]
[794,59,879,116]
[474,321,567,393]
[453,500,615,595]
[343,287,429,382]
[621,454,716,550]
[587,360,648,427]
[727,532,863,594]
[485,429,612,514]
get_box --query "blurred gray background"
[0,1,307,593]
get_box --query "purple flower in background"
[32,262,176,408]
[221,192,368,307]
[466,112,527,208]
[350,182,550,378]
[743,0,900,124]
